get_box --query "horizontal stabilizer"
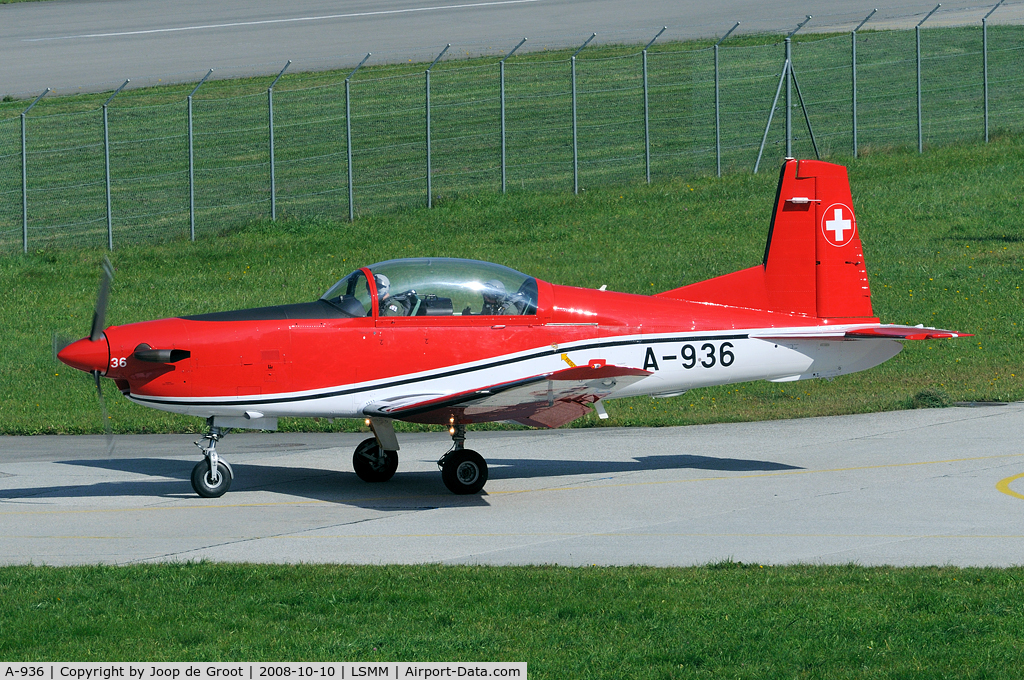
[844,325,971,340]
[751,324,971,341]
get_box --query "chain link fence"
[1,22,1022,253]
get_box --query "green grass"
[1,562,1023,677]
[2,25,1023,251]
[1,134,1021,435]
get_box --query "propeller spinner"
[57,258,116,450]
[58,258,114,374]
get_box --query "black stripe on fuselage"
[183,300,356,322]
[128,332,749,408]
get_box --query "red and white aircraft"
[58,159,967,497]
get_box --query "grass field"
[1,562,1023,676]
[1,134,1021,435]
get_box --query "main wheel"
[440,449,488,495]
[191,460,232,498]
[353,437,399,483]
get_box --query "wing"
[751,324,971,341]
[364,362,651,429]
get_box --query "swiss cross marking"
[821,203,856,247]
[826,208,850,241]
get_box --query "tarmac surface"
[2,403,1023,567]
[4,0,1024,96]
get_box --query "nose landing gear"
[192,422,233,498]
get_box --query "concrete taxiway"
[5,0,1024,96]
[1,403,1023,567]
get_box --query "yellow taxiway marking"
[487,452,1024,496]
[996,472,1024,500]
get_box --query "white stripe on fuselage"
[125,326,902,419]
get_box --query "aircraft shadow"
[1,452,801,509]
[484,454,803,480]
[4,458,486,509]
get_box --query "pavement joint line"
[822,406,1024,446]
[123,508,434,564]
[8,532,1024,541]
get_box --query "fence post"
[917,4,941,154]
[103,79,129,252]
[268,61,291,221]
[852,10,877,158]
[20,87,50,251]
[785,38,792,157]
[346,53,371,222]
[983,2,1005,143]
[426,44,450,209]
[916,26,922,153]
[754,60,789,174]
[643,27,666,185]
[572,33,596,195]
[715,22,740,178]
[851,32,857,157]
[500,38,527,194]
[20,88,48,254]
[188,69,213,241]
[983,17,989,143]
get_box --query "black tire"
[353,437,399,483]
[441,449,488,495]
[191,460,232,498]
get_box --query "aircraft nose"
[58,336,110,374]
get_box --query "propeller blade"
[93,369,115,457]
[52,333,75,362]
[90,257,114,343]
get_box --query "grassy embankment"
[0,134,1021,434]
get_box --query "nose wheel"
[191,460,232,498]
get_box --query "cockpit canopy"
[321,258,538,318]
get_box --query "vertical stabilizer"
[659,159,874,320]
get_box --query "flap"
[363,362,650,429]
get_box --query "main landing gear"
[350,419,488,495]
[438,423,488,495]
[192,421,233,498]
[352,437,399,482]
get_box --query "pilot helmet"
[374,273,390,299]
[482,279,505,303]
